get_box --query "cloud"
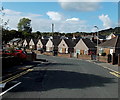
[2,9,43,30]
[99,14,112,29]
[46,11,63,21]
[3,9,22,15]
[58,0,102,12]
[3,9,92,33]
[66,18,80,21]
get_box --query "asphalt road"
[2,55,118,99]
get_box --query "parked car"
[4,50,27,59]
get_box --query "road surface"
[2,55,118,99]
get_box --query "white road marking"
[0,82,21,97]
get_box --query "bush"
[101,53,106,56]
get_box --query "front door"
[62,48,66,53]
[110,49,113,55]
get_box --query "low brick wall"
[58,53,71,58]
[78,55,91,60]
[43,52,53,56]
[98,56,108,63]
[34,50,41,54]
[26,49,31,52]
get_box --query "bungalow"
[74,38,96,56]
[99,36,120,56]
[8,38,21,46]
[45,39,61,52]
[18,40,24,47]
[58,39,75,53]
[37,39,48,51]
[36,39,43,50]
[13,38,21,46]
[106,33,116,40]
[46,39,53,52]
[29,38,38,50]
[23,38,31,49]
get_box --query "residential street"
[2,55,118,98]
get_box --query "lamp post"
[94,26,99,61]
[52,23,54,55]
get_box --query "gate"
[91,54,96,60]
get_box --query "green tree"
[17,18,32,33]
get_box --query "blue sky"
[1,2,118,33]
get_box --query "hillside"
[98,27,120,35]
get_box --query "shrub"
[101,53,106,56]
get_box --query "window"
[84,50,87,55]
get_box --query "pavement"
[86,60,119,74]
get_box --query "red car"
[4,50,27,59]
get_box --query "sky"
[1,1,119,33]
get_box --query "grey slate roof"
[41,39,49,46]
[18,40,24,44]
[64,39,75,48]
[99,36,120,48]
[26,38,31,44]
[32,38,38,44]
[82,38,96,49]
[52,39,62,47]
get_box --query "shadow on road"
[10,69,116,92]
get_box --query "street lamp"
[94,26,99,61]
[52,23,54,55]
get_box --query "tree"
[17,18,32,33]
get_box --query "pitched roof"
[64,39,75,48]
[18,40,24,44]
[82,38,96,49]
[32,38,38,44]
[41,39,49,46]
[26,38,31,43]
[99,36,120,48]
[116,36,120,48]
[52,39,62,47]
[72,39,80,45]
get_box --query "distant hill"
[98,27,120,35]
